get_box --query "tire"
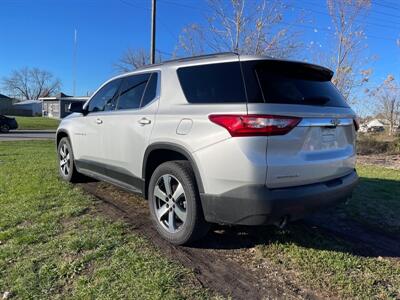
[57,137,81,183]
[0,124,10,133]
[148,161,210,245]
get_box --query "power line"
[158,0,399,42]
[159,0,212,13]
[291,4,400,31]
[372,1,400,11]
[301,0,400,20]
[118,0,178,56]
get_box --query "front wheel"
[148,161,210,245]
[57,137,81,182]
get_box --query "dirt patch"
[79,181,400,299]
[79,181,322,300]
[357,154,400,170]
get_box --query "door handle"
[138,118,151,125]
[96,118,103,125]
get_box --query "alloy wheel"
[153,174,187,233]
[59,142,71,177]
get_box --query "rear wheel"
[0,124,10,133]
[58,137,81,182]
[148,161,210,245]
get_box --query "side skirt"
[75,159,145,196]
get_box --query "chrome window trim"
[298,118,353,127]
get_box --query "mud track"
[79,181,400,299]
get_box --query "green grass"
[13,116,60,130]
[255,164,400,299]
[0,141,209,299]
[342,165,400,234]
[256,225,400,299]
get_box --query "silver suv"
[57,53,359,245]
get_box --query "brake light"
[208,114,301,137]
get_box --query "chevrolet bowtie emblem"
[330,119,340,126]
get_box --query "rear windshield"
[177,60,348,108]
[177,62,246,103]
[242,60,349,107]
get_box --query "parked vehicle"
[56,53,359,245]
[0,115,18,133]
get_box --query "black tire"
[148,161,210,245]
[57,137,81,183]
[0,124,10,133]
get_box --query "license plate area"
[321,127,337,144]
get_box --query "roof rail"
[163,52,238,64]
[136,52,239,71]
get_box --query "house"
[0,94,14,114]
[13,100,42,116]
[364,119,385,133]
[40,93,89,119]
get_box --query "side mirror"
[68,102,86,114]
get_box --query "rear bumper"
[200,170,359,225]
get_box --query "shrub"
[357,135,400,155]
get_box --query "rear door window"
[141,72,158,107]
[117,73,151,110]
[242,60,349,107]
[177,62,246,103]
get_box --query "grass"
[256,225,400,299]
[343,165,400,234]
[255,164,400,299]
[0,141,209,299]
[13,116,60,130]
[1,140,399,299]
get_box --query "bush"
[357,135,400,155]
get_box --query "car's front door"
[100,72,159,189]
[75,78,122,172]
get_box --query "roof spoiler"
[253,59,334,81]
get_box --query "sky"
[0,0,399,114]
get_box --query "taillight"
[208,114,301,137]
[353,117,360,131]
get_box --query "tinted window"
[177,62,246,103]
[242,61,349,107]
[117,73,150,110]
[88,79,121,113]
[141,73,158,107]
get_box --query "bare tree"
[325,0,371,102]
[175,0,302,58]
[2,67,61,100]
[114,48,164,74]
[114,48,149,73]
[371,75,400,135]
[176,24,207,57]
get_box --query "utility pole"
[150,0,156,64]
[73,29,77,96]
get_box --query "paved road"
[0,130,55,141]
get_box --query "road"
[0,130,55,141]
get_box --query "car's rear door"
[242,59,357,188]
